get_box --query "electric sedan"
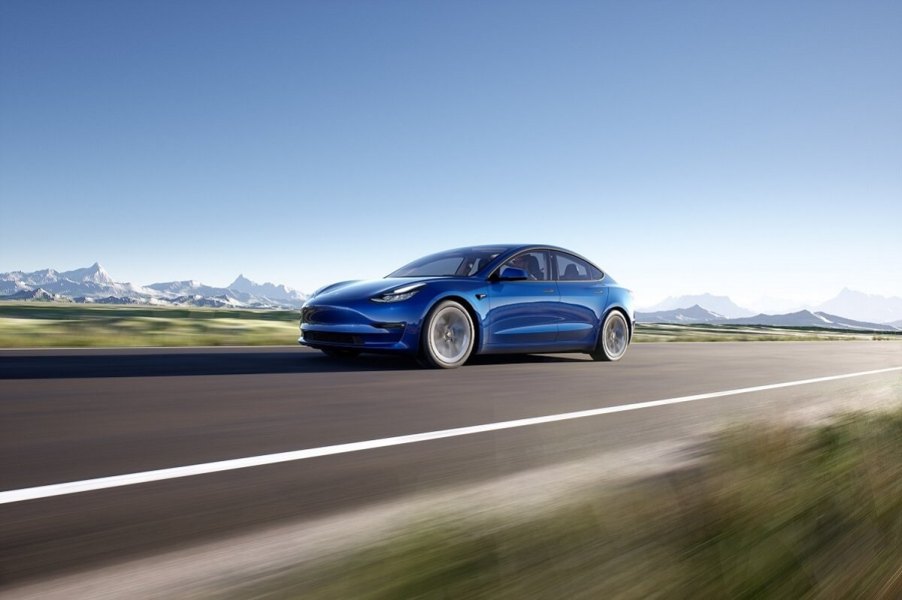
[299,245,635,368]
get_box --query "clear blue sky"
[2,0,900,308]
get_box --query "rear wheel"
[591,310,630,362]
[321,348,361,359]
[419,300,475,369]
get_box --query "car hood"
[312,277,443,302]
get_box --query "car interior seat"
[525,255,543,280]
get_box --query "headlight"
[371,283,424,303]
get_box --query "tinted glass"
[555,253,601,281]
[389,249,502,277]
[501,251,548,281]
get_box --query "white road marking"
[1,366,900,505]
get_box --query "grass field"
[0,303,299,347]
[0,302,899,348]
[227,405,902,599]
[631,322,898,343]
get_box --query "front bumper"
[298,303,417,353]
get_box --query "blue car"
[299,245,635,368]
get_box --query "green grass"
[0,302,299,347]
[1,302,899,348]
[229,406,902,599]
[633,322,901,343]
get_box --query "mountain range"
[640,291,902,326]
[0,264,307,309]
[636,305,900,332]
[639,294,754,319]
[814,288,902,324]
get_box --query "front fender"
[412,284,491,355]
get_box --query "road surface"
[1,342,900,588]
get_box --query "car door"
[484,250,560,349]
[553,252,608,348]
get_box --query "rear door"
[553,252,607,348]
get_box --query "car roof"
[447,244,573,254]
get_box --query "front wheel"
[419,300,475,369]
[591,310,630,362]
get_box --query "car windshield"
[388,248,505,277]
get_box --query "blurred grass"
[633,323,900,343]
[232,407,902,599]
[0,303,299,347]
[1,303,899,347]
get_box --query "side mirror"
[496,267,529,281]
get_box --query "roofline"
[478,244,605,279]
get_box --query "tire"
[419,300,475,369]
[591,310,630,362]
[321,348,361,359]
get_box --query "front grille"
[301,306,351,325]
[303,331,363,345]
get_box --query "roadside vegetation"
[0,303,298,347]
[633,322,900,343]
[0,303,899,347]
[228,405,902,599]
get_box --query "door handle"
[543,288,555,293]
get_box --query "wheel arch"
[425,294,483,356]
[594,304,633,348]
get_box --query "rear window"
[554,253,603,281]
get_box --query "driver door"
[484,250,560,349]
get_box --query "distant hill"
[640,294,754,318]
[813,288,902,324]
[640,290,902,328]
[636,305,725,324]
[722,310,898,332]
[636,305,899,332]
[2,288,58,301]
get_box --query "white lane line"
[2,366,900,505]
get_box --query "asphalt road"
[1,342,901,588]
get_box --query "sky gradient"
[1,1,900,309]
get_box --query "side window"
[501,251,548,281]
[555,253,600,281]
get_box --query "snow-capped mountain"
[722,310,898,331]
[59,262,115,285]
[636,305,725,324]
[0,263,153,299]
[1,264,307,308]
[146,280,235,299]
[812,289,902,325]
[229,275,305,304]
[1,263,108,290]
[146,276,307,308]
[640,294,755,319]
